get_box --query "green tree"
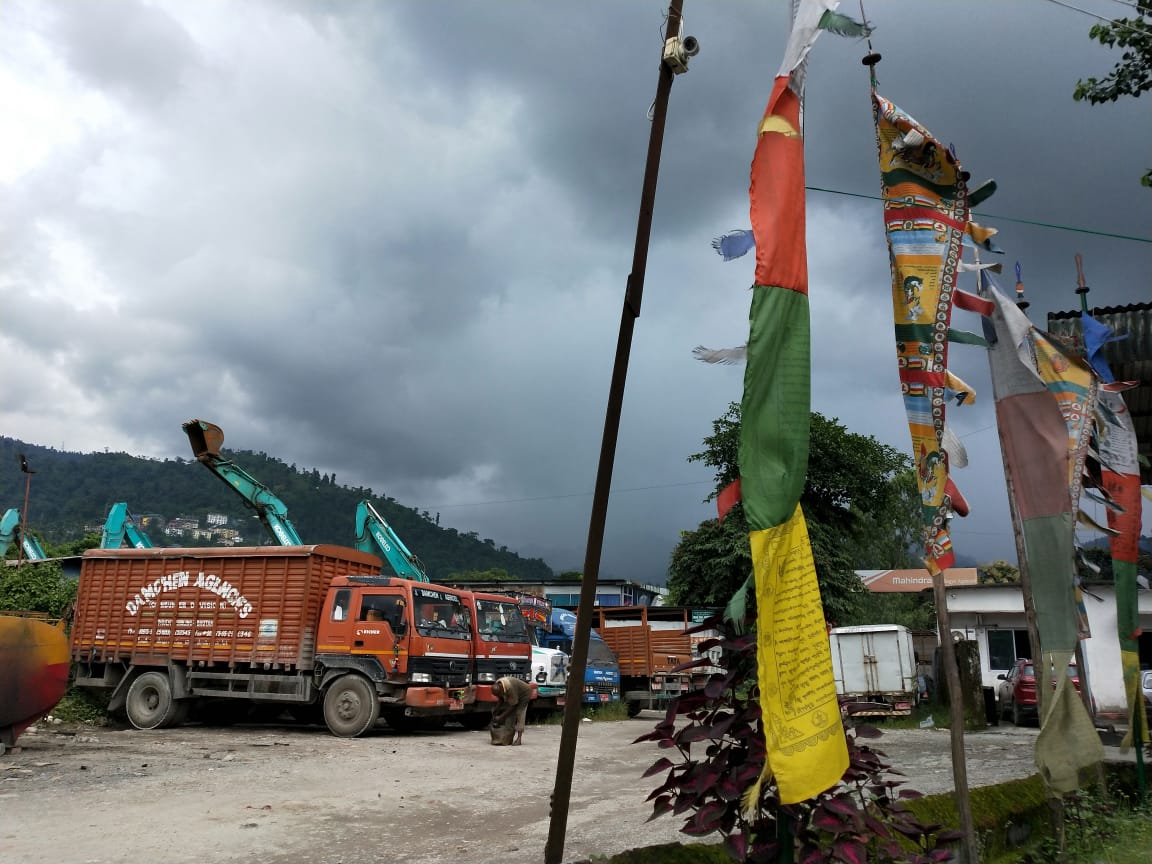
[668,404,917,624]
[845,591,937,631]
[46,533,101,557]
[1073,0,1152,186]
[0,560,76,618]
[979,559,1021,584]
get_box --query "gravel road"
[1,715,1043,864]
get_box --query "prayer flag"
[737,0,855,807]
[872,94,988,573]
[982,278,1102,792]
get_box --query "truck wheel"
[125,672,181,730]
[323,675,380,738]
[626,700,643,718]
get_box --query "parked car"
[996,658,1082,726]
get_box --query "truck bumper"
[404,685,475,713]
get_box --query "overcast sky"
[2,0,1149,582]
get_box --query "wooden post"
[933,570,980,864]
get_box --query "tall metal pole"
[18,454,34,567]
[544,4,684,861]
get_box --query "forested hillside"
[0,436,553,583]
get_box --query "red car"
[996,658,1082,726]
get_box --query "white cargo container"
[828,624,919,717]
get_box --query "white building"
[944,582,1152,720]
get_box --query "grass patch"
[49,687,111,725]
[533,700,631,726]
[584,700,630,722]
[863,703,952,730]
[1009,788,1152,864]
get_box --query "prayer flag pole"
[544,4,689,861]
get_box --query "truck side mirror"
[996,674,1006,680]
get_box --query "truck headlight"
[536,670,547,683]
[410,672,432,684]
[478,672,496,683]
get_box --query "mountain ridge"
[0,436,554,583]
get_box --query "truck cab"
[458,591,534,728]
[318,577,476,730]
[548,609,621,706]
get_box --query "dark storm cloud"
[2,0,1149,582]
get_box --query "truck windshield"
[412,588,471,639]
[476,599,529,642]
[587,637,616,667]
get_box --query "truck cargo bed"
[71,546,382,671]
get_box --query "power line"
[804,185,1152,244]
[1037,0,1152,40]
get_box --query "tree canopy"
[1074,0,1152,186]
[667,404,920,624]
[979,560,1021,584]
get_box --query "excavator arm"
[182,419,304,546]
[354,500,429,582]
[101,502,154,549]
[1,508,48,561]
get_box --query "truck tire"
[323,675,380,738]
[626,700,643,718]
[125,672,182,730]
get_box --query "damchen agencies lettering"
[125,570,254,618]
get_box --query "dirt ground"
[1,713,1047,864]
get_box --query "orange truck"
[70,545,478,736]
[594,606,699,717]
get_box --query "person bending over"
[491,676,533,746]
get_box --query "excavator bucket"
[183,419,225,463]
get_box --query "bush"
[0,561,75,618]
[637,614,960,863]
[51,688,112,725]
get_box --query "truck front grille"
[477,657,532,680]
[408,656,471,688]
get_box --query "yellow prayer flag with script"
[747,506,848,805]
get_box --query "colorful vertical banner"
[982,278,1102,792]
[737,0,859,807]
[871,94,988,574]
[1028,319,1101,640]
[1084,311,1146,745]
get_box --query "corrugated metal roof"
[1048,301,1152,485]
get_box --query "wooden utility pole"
[932,570,979,864]
[544,4,689,862]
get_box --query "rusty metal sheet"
[0,614,69,748]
